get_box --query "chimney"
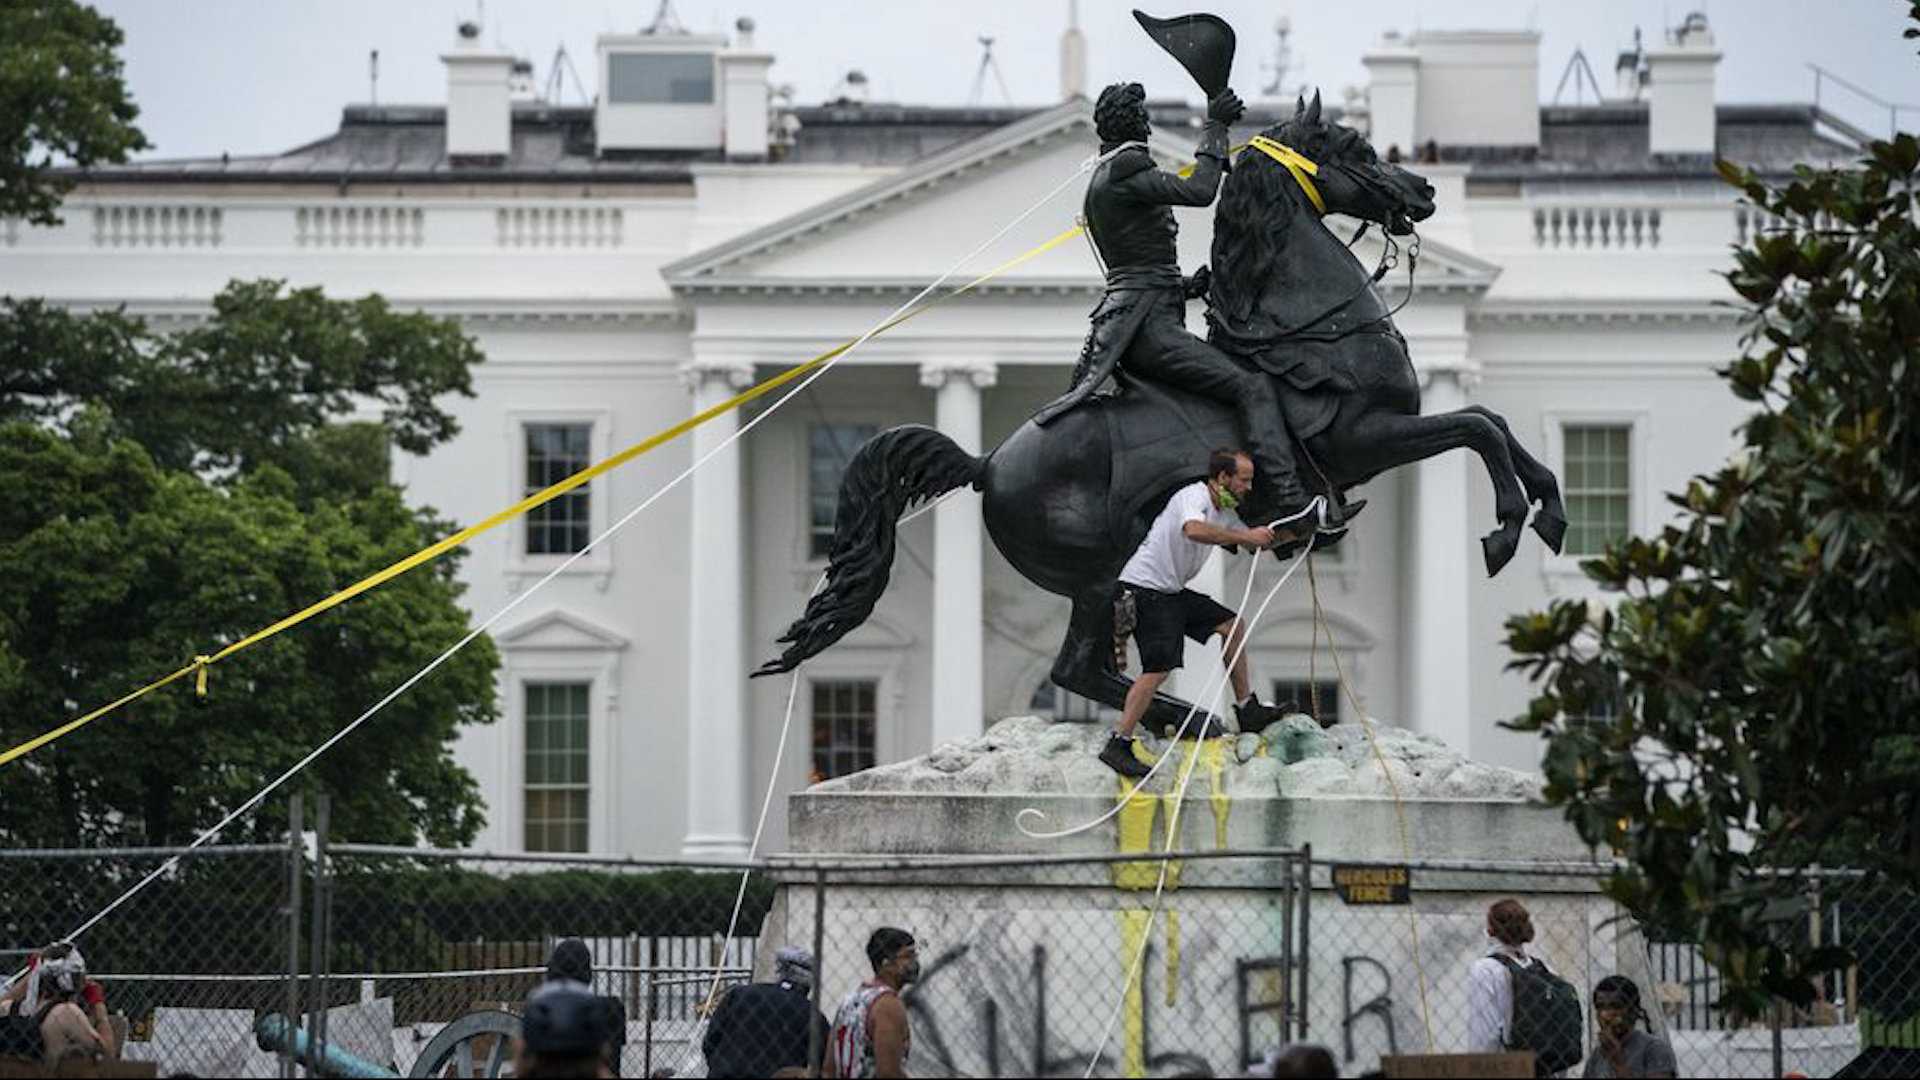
[1060,0,1087,101]
[719,16,773,159]
[1361,31,1419,157]
[1645,11,1720,155]
[442,22,514,159]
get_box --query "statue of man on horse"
[758,11,1569,742]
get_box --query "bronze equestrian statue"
[757,20,1567,737]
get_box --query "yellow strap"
[0,223,1087,770]
[1245,135,1326,215]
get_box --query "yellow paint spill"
[1119,909,1152,1079]
[1112,779,1162,891]
[1202,737,1230,849]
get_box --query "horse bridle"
[1213,138,1423,349]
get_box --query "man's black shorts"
[1120,585,1235,673]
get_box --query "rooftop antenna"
[369,49,379,107]
[1259,12,1295,98]
[542,42,592,105]
[643,0,687,35]
[970,34,1013,106]
[1552,46,1606,106]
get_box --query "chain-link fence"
[5,803,1917,1077]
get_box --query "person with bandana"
[1099,448,1291,777]
[1033,80,1361,547]
[826,928,918,1079]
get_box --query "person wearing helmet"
[0,942,118,1066]
[515,979,613,1079]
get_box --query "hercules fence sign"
[1332,864,1412,905]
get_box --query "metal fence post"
[283,794,303,1080]
[305,794,330,1077]
[1299,843,1312,1040]
[808,866,827,1079]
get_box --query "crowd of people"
[0,900,1677,1077]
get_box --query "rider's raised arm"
[1117,120,1230,208]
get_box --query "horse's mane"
[1209,117,1321,332]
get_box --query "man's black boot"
[1099,732,1152,779]
[1235,697,1290,731]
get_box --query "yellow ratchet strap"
[1246,135,1325,215]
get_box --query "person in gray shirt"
[1583,976,1678,1078]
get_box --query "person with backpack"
[1468,899,1584,1076]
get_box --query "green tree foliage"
[0,0,150,225]
[0,279,499,848]
[1503,109,1920,1015]
[0,422,499,848]
[0,279,482,475]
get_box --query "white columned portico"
[1408,353,1482,756]
[919,358,996,749]
[679,358,756,860]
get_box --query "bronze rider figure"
[1033,81,1363,543]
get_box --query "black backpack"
[0,1001,54,1062]
[1494,954,1584,1075]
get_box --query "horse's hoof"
[1531,508,1568,555]
[1482,531,1519,577]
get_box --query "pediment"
[496,609,630,652]
[666,99,1498,298]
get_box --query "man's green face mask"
[1213,481,1239,510]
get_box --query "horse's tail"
[753,425,983,676]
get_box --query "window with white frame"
[1562,424,1632,557]
[524,681,590,853]
[810,679,877,783]
[525,423,592,556]
[808,423,878,559]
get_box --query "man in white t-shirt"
[1098,448,1295,778]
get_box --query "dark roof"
[66,98,1858,187]
[1458,104,1859,184]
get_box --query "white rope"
[47,143,1115,975]
[1082,544,1310,1077]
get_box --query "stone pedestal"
[764,717,1660,1078]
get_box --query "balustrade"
[92,205,223,248]
[496,206,624,248]
[295,205,425,247]
[1531,205,1662,249]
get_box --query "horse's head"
[1260,90,1435,235]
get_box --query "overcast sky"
[94,0,1918,162]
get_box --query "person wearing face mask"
[825,928,919,1079]
[1098,448,1291,778]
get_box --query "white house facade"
[0,14,1859,858]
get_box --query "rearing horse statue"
[757,99,1568,735]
